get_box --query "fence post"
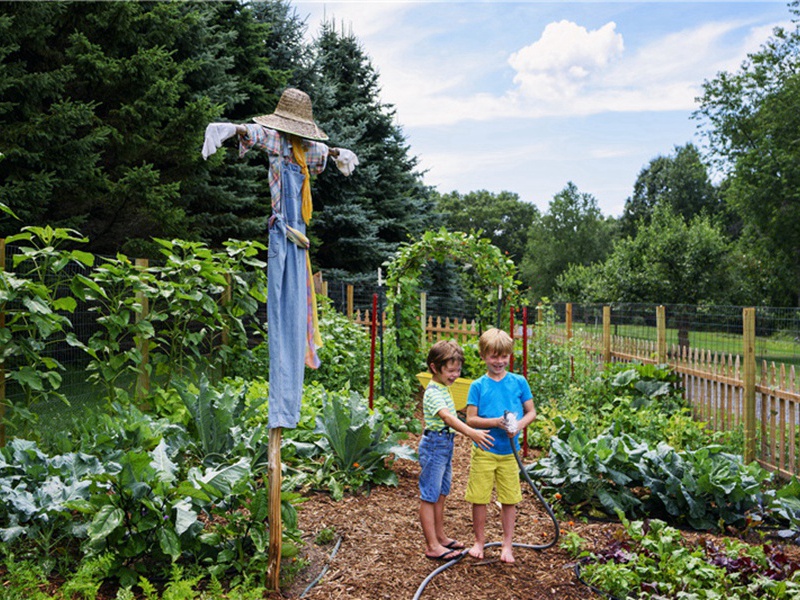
[743,307,756,463]
[656,305,666,364]
[134,258,151,402]
[566,302,573,340]
[0,238,5,447]
[536,302,543,325]
[346,284,354,319]
[603,305,611,365]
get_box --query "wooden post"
[267,427,283,590]
[656,305,666,364]
[743,307,756,463]
[220,272,232,347]
[134,258,151,402]
[602,305,611,365]
[536,302,543,325]
[346,284,354,319]
[420,292,427,350]
[565,302,573,340]
[0,238,5,447]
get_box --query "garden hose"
[412,413,560,600]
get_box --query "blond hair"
[478,328,513,357]
[427,339,464,373]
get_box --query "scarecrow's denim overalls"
[267,138,307,429]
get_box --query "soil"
[281,432,601,600]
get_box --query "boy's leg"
[469,503,487,559]
[500,503,517,563]
[420,499,459,559]
[495,452,523,563]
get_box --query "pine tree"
[308,21,432,276]
[0,1,301,256]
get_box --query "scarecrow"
[203,88,358,429]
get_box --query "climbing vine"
[384,228,520,375]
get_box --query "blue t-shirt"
[467,372,532,455]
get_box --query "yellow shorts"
[465,446,522,505]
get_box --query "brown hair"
[478,328,513,357]
[427,340,464,373]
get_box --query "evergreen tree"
[308,21,432,275]
[0,1,300,256]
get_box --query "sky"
[292,0,793,217]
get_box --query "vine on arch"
[384,228,520,375]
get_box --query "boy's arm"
[465,405,504,430]
[517,399,537,430]
[437,409,494,450]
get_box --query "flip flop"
[445,540,465,550]
[425,549,460,562]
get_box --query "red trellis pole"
[522,306,528,458]
[368,293,378,409]
[509,306,515,372]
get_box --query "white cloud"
[509,20,625,101]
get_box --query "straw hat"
[252,88,328,141]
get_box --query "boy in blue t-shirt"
[419,340,494,562]
[465,328,537,564]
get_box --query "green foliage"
[305,296,370,392]
[695,3,800,304]
[520,182,615,302]
[282,388,415,500]
[531,419,771,530]
[0,226,92,425]
[568,514,800,599]
[619,143,721,239]
[0,1,296,256]
[433,189,539,266]
[557,204,734,304]
[385,227,519,375]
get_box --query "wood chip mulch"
[280,432,609,600]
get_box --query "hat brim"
[252,114,328,141]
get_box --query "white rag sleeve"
[202,123,238,160]
[331,148,359,176]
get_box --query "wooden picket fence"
[344,289,799,479]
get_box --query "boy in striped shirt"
[419,340,495,561]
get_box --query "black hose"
[412,419,560,600]
[299,535,343,598]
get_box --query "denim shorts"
[418,430,455,503]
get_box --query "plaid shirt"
[238,124,329,214]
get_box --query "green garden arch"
[384,228,520,374]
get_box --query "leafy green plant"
[530,419,771,530]
[0,226,92,433]
[283,389,415,500]
[70,253,157,405]
[145,238,266,387]
[567,513,800,599]
[174,375,267,467]
[0,438,106,570]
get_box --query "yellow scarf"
[288,135,323,359]
[289,135,313,225]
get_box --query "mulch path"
[282,432,612,600]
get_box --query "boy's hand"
[471,429,494,450]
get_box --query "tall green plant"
[0,227,92,432]
[70,254,156,405]
[145,238,267,387]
